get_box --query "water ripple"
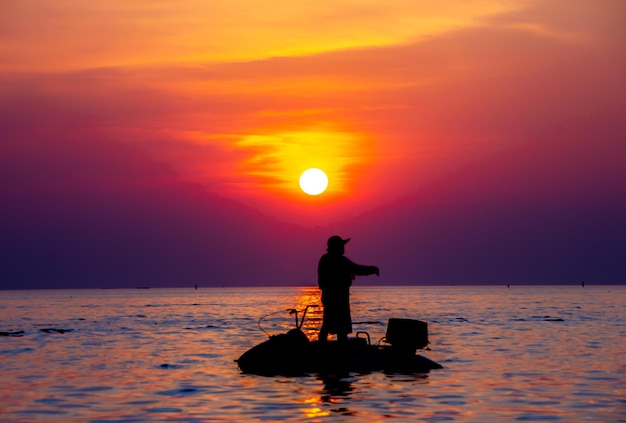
[0,286,624,423]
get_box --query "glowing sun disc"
[299,168,328,195]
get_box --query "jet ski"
[236,305,443,376]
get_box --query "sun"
[299,168,328,195]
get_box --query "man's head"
[327,235,350,254]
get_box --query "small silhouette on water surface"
[317,236,379,342]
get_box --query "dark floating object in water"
[40,328,73,334]
[0,330,25,337]
[236,306,443,376]
[159,363,184,370]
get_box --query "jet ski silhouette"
[236,305,443,376]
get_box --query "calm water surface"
[1,286,625,422]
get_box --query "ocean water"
[1,285,625,422]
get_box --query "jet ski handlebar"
[258,304,320,337]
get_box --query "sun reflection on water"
[301,406,330,419]
[293,287,323,339]
[301,396,331,418]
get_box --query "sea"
[1,285,625,423]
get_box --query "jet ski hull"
[237,329,442,376]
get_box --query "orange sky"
[1,1,626,288]
[3,0,624,226]
[3,0,572,221]
[2,1,524,71]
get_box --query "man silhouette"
[318,236,379,342]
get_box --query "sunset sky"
[1,0,625,288]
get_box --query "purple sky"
[1,0,625,288]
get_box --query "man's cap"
[327,235,350,250]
